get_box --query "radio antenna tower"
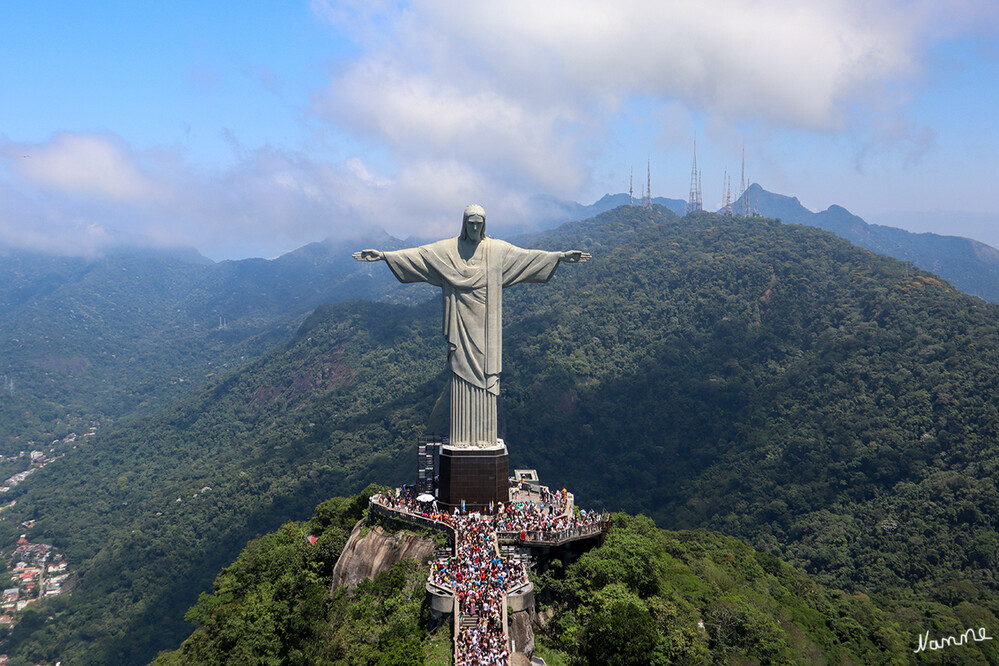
[723,170,732,215]
[686,141,702,215]
[629,168,634,205]
[740,148,746,195]
[740,146,750,216]
[645,158,652,208]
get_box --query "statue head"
[460,204,486,241]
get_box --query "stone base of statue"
[438,443,509,510]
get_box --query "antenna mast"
[686,141,702,215]
[645,158,652,208]
[723,170,732,215]
[740,147,746,197]
[696,168,702,212]
[740,147,746,215]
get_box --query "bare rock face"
[509,653,533,666]
[330,520,435,591]
[509,609,536,658]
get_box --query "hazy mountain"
[6,206,999,662]
[529,192,687,231]
[0,231,428,445]
[737,183,999,302]
[8,181,988,452]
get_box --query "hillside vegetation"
[4,206,999,662]
[507,208,999,602]
[742,184,999,303]
[0,236,425,445]
[151,487,452,666]
[155,490,999,665]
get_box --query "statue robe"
[383,237,561,447]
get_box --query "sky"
[1,1,998,260]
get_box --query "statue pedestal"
[438,443,509,510]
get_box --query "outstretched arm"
[559,250,591,263]
[352,249,384,262]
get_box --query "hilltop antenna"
[629,168,634,206]
[686,141,702,215]
[723,170,732,215]
[740,147,746,198]
[645,158,652,208]
[740,147,748,216]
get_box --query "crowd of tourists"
[434,514,521,665]
[370,482,603,665]
[495,487,602,542]
[429,517,527,596]
[373,483,602,543]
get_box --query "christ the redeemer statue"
[354,204,589,449]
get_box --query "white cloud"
[315,57,588,194]
[0,134,375,259]
[5,133,161,201]
[315,0,945,129]
[4,1,996,259]
[305,0,991,238]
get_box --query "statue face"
[464,214,485,241]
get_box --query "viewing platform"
[369,479,608,665]
[369,482,607,550]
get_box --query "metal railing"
[495,522,604,546]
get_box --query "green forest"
[153,489,999,665]
[0,235,425,445]
[2,206,999,663]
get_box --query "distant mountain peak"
[734,184,999,302]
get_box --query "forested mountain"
[3,183,994,450]
[741,183,999,303]
[4,206,999,663]
[0,233,429,445]
[153,489,999,665]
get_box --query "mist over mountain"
[528,192,687,230]
[0,230,431,446]
[4,205,999,662]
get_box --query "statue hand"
[560,250,591,263]
[353,249,384,262]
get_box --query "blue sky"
[2,1,998,260]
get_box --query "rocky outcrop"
[509,610,535,658]
[508,580,537,658]
[330,520,435,591]
[509,653,532,666]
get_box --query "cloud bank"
[3,0,995,258]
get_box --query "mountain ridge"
[4,206,999,662]
[734,183,999,302]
